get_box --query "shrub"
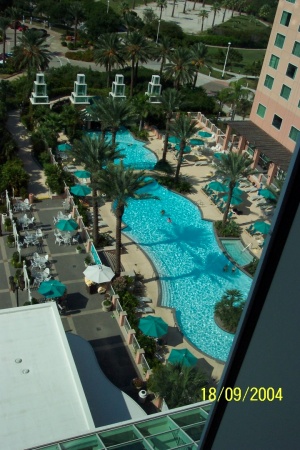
[44,164,65,194]
[215,220,242,238]
[245,257,259,276]
[158,175,193,194]
[154,160,174,174]
[65,49,94,62]
[67,42,75,50]
[61,41,67,47]
[214,289,245,333]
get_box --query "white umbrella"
[83,264,115,284]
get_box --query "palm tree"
[94,34,124,87]
[87,97,137,146]
[13,29,51,76]
[215,289,245,333]
[164,47,194,90]
[198,9,209,31]
[156,35,173,76]
[171,0,177,17]
[160,88,183,162]
[147,362,208,408]
[97,162,157,276]
[124,32,153,96]
[215,152,254,224]
[221,0,231,22]
[191,42,207,88]
[157,0,167,20]
[0,17,11,65]
[68,1,85,47]
[211,2,221,27]
[71,135,121,245]
[170,114,198,183]
[226,80,253,120]
[5,7,21,48]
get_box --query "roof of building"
[0,303,94,450]
[227,121,292,171]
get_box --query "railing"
[141,354,150,374]
[115,298,122,317]
[132,334,140,354]
[124,316,131,334]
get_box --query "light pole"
[156,19,161,44]
[222,42,231,78]
[107,0,110,13]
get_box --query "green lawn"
[205,47,266,75]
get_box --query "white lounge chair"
[135,306,155,314]
[194,161,208,166]
[137,296,152,304]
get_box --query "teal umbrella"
[222,185,244,197]
[253,221,271,234]
[222,194,243,205]
[138,315,168,338]
[168,348,198,367]
[55,218,79,231]
[208,181,228,192]
[174,144,191,153]
[189,138,204,146]
[168,135,180,144]
[70,184,92,197]
[213,152,225,160]
[38,280,66,299]
[58,143,72,152]
[74,170,91,179]
[259,189,276,200]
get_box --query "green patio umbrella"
[55,218,79,231]
[189,138,204,146]
[259,189,276,200]
[208,181,228,192]
[57,143,72,152]
[174,144,191,153]
[168,135,180,144]
[168,348,198,367]
[222,194,243,205]
[74,170,91,179]
[138,315,168,338]
[70,184,92,197]
[38,280,66,299]
[253,221,271,234]
[213,152,225,160]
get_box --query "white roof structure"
[0,303,94,450]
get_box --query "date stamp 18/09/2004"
[201,387,283,402]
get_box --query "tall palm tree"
[0,17,11,65]
[170,114,198,183]
[94,34,124,87]
[198,9,209,31]
[211,2,221,27]
[124,32,153,96]
[68,1,85,47]
[215,152,254,224]
[97,162,157,276]
[164,47,194,90]
[221,0,231,22]
[226,80,253,120]
[5,7,20,48]
[155,35,173,77]
[191,42,207,88]
[157,0,167,20]
[160,88,183,162]
[87,97,137,146]
[171,0,177,17]
[71,135,121,245]
[13,29,51,76]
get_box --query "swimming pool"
[87,129,157,170]
[123,180,252,361]
[221,239,254,267]
[198,131,213,138]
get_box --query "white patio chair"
[72,234,80,245]
[63,236,71,245]
[55,236,64,246]
[36,228,43,238]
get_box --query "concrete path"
[6,110,49,199]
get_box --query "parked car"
[17,25,28,32]
[9,21,22,29]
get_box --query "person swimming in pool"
[161,210,165,215]
[167,217,172,223]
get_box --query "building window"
[257,104,266,118]
[269,54,280,69]
[289,126,300,142]
[292,41,300,57]
[280,11,292,26]
[286,0,295,3]
[286,63,297,79]
[280,84,291,100]
[264,75,274,89]
[272,115,283,130]
[275,33,286,49]
[298,100,300,108]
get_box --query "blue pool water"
[123,180,252,361]
[87,129,157,170]
[221,239,254,267]
[198,131,213,138]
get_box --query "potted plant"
[84,255,92,267]
[132,377,144,390]
[6,234,15,247]
[76,245,83,254]
[102,298,112,312]
[4,217,12,232]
